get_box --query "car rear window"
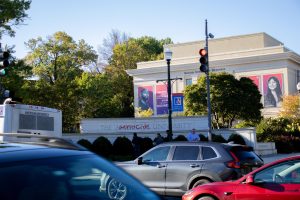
[230,146,262,161]
[202,146,217,160]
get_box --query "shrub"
[140,137,153,154]
[275,136,294,153]
[212,134,227,143]
[77,139,93,150]
[113,137,133,156]
[228,133,246,145]
[92,136,113,158]
[199,134,208,141]
[256,117,290,142]
[233,120,257,128]
[173,135,187,141]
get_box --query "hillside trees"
[184,72,263,128]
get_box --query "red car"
[182,155,300,200]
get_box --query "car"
[182,155,300,200]
[0,133,161,200]
[117,141,263,197]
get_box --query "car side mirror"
[136,157,143,165]
[245,175,254,184]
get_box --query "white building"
[127,32,300,118]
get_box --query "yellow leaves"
[135,107,153,117]
[279,95,300,119]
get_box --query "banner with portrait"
[156,84,168,115]
[137,86,154,111]
[263,74,283,108]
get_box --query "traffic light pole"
[204,20,212,142]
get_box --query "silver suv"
[117,141,264,197]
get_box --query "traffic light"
[0,51,10,76]
[199,48,208,73]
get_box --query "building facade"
[127,32,300,118]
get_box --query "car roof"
[156,141,245,148]
[0,134,91,163]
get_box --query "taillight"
[226,151,240,169]
[226,160,240,169]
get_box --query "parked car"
[0,134,161,200]
[182,155,300,200]
[117,141,263,197]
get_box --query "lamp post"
[297,82,300,115]
[165,48,173,135]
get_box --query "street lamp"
[165,48,173,135]
[297,82,300,93]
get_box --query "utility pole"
[199,19,214,141]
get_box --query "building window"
[185,78,192,86]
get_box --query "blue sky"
[2,0,300,59]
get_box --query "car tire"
[107,178,127,200]
[197,196,216,200]
[192,178,211,188]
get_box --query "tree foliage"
[97,29,129,71]
[0,0,31,38]
[98,36,173,117]
[184,72,262,128]
[279,95,300,119]
[23,32,97,132]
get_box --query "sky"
[2,0,300,59]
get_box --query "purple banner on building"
[156,84,168,115]
[138,86,154,111]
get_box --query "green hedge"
[256,117,300,153]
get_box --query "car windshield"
[254,160,300,184]
[0,154,160,200]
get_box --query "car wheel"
[107,178,127,200]
[192,178,211,188]
[197,196,215,200]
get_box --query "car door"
[124,146,170,195]
[165,145,202,196]
[234,160,300,200]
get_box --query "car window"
[202,146,217,160]
[142,146,170,162]
[230,146,262,162]
[172,146,199,160]
[0,154,160,200]
[254,160,300,184]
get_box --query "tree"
[184,72,262,128]
[0,0,31,38]
[0,59,32,103]
[23,32,98,132]
[77,72,124,118]
[97,29,130,72]
[102,36,172,117]
[279,95,300,119]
